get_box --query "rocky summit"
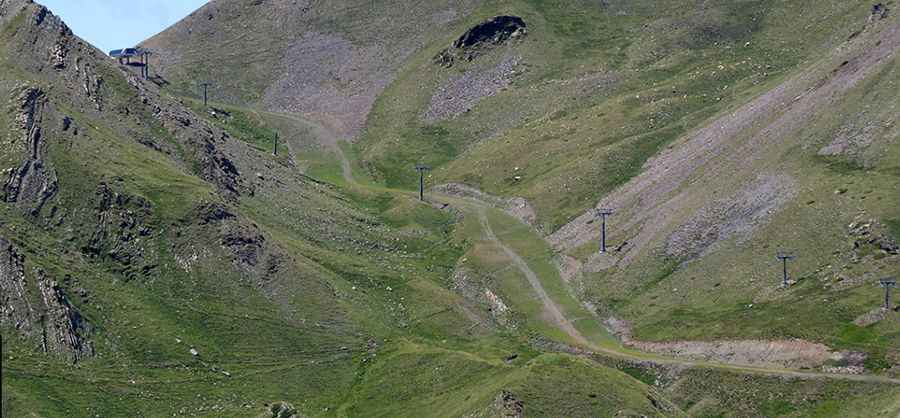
[2,0,900,417]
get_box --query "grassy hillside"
[140,0,485,139]
[554,7,900,370]
[358,0,870,229]
[0,2,668,417]
[349,0,900,376]
[4,0,900,416]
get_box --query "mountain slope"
[3,0,900,416]
[351,0,899,376]
[146,0,900,373]
[140,0,484,139]
[0,2,678,416]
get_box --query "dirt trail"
[473,202,900,384]
[475,208,592,348]
[325,118,900,386]
[255,109,357,185]
[335,145,356,186]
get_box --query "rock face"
[454,16,527,49]
[0,237,31,332]
[186,202,285,282]
[3,87,59,217]
[434,16,527,67]
[0,236,92,362]
[2,1,244,200]
[0,0,286,363]
[81,183,157,279]
[122,73,243,198]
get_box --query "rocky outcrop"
[196,201,237,225]
[34,268,92,360]
[847,218,899,261]
[267,402,301,418]
[454,16,527,49]
[451,266,514,329]
[869,3,890,22]
[81,183,156,278]
[435,16,527,67]
[2,2,244,199]
[491,391,524,418]
[187,202,284,281]
[3,87,59,217]
[222,224,266,270]
[124,74,242,198]
[0,236,92,362]
[0,236,33,331]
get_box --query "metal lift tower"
[595,208,613,253]
[273,132,279,156]
[414,164,431,202]
[776,252,795,287]
[199,82,211,107]
[880,278,896,310]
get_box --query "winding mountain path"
[476,207,593,348]
[262,107,900,386]
[472,205,900,385]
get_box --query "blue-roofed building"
[109,47,152,79]
[109,48,142,58]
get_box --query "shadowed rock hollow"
[435,15,527,66]
[453,15,526,48]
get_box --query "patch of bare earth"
[435,183,538,230]
[261,31,394,139]
[549,19,900,269]
[664,175,796,261]
[423,54,522,123]
[451,265,513,330]
[142,0,486,140]
[604,317,865,371]
[853,307,889,327]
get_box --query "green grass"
[659,365,900,418]
[340,342,668,418]
[185,99,279,153]
[625,274,899,369]
[357,0,860,230]
[483,209,619,347]
[887,218,900,242]
[4,1,900,417]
